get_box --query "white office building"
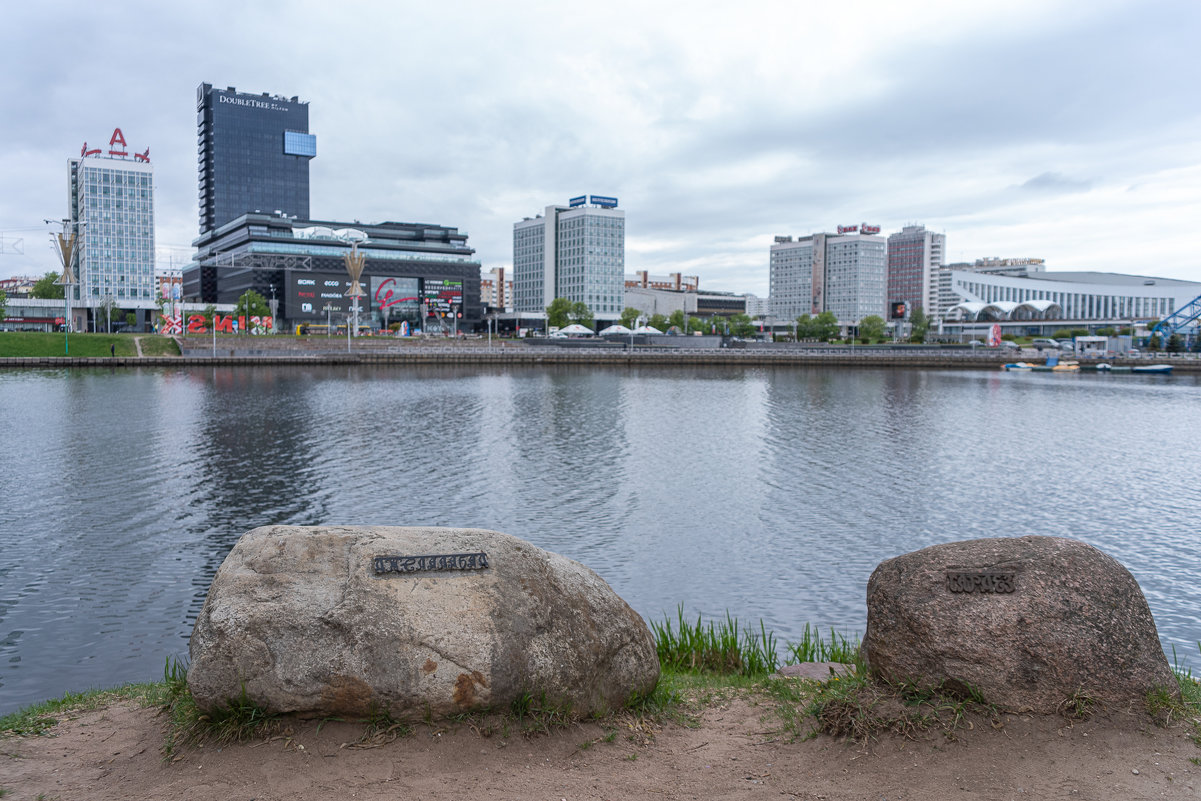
[770,229,887,327]
[68,129,157,329]
[513,195,625,323]
[943,270,1201,333]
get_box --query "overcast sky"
[1,0,1198,296]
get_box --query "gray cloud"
[1,0,1199,296]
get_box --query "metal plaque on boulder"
[945,571,1015,594]
[373,552,489,575]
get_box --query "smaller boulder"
[861,536,1178,713]
[188,526,659,719]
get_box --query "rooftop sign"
[590,195,618,208]
[80,128,149,163]
[837,223,880,235]
[568,195,586,207]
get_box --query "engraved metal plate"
[945,571,1015,594]
[373,552,489,575]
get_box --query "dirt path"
[4,698,1199,800]
[133,335,144,357]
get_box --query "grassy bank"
[0,331,180,357]
[4,615,1200,753]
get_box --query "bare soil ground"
[4,695,1201,801]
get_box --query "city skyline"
[0,0,1197,297]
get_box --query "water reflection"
[1,364,1200,714]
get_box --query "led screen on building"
[422,279,462,314]
[287,272,358,319]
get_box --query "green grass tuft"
[651,606,784,677]
[787,624,861,664]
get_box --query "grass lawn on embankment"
[0,331,180,357]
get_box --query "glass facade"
[69,157,155,304]
[197,83,313,235]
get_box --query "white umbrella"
[632,325,662,334]
[598,324,632,335]
[559,323,594,335]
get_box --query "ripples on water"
[2,364,1200,713]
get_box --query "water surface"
[2,364,1199,714]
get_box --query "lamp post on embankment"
[48,219,82,355]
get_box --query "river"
[2,363,1200,714]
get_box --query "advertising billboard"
[422,278,462,315]
[287,272,360,319]
[890,301,907,320]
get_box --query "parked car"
[1000,340,1021,350]
[1031,338,1061,351]
[1056,339,1075,351]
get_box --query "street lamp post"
[342,241,366,344]
[48,219,81,355]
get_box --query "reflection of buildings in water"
[184,367,333,620]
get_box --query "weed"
[625,752,638,761]
[603,728,617,743]
[1146,685,1188,726]
[1190,757,1201,766]
[1058,690,1096,721]
[652,606,786,677]
[343,703,411,749]
[787,624,861,665]
[507,692,574,737]
[806,674,998,743]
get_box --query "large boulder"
[188,526,659,718]
[861,536,1179,714]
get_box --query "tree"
[725,313,756,338]
[567,301,593,329]
[647,313,669,331]
[620,307,642,328]
[32,271,64,300]
[688,316,707,334]
[546,297,572,329]
[0,288,6,321]
[909,306,930,343]
[813,311,840,342]
[859,315,886,342]
[667,309,687,332]
[1166,333,1185,353]
[124,312,137,329]
[796,314,814,340]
